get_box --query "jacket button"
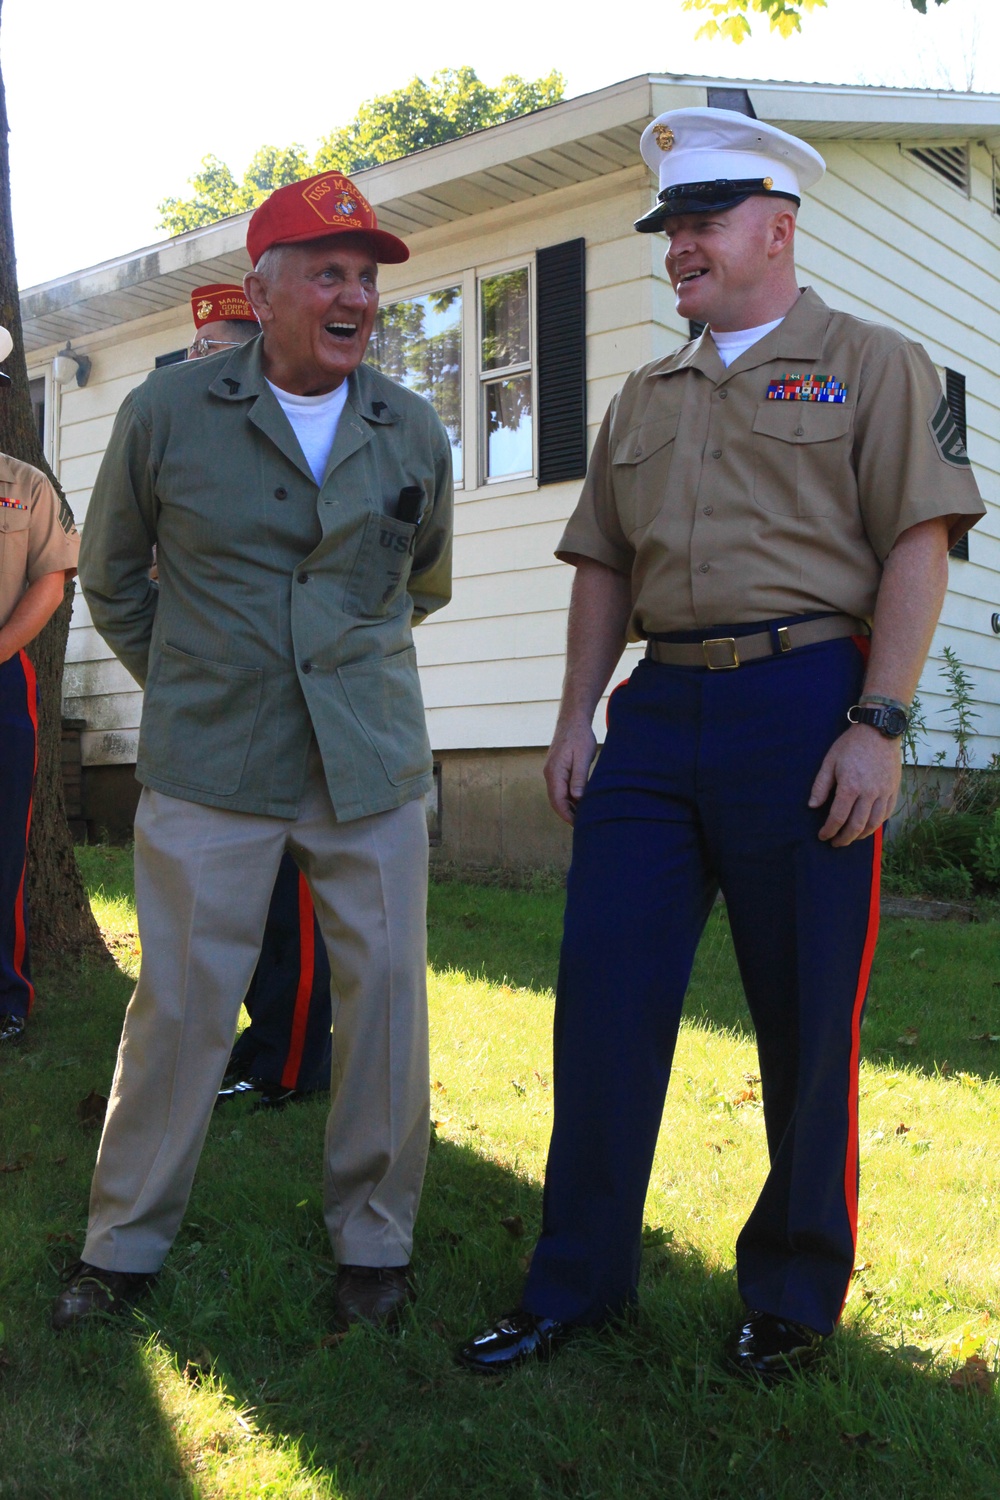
[718,389,728,400]
[795,426,804,436]
[698,562,710,574]
[712,449,722,459]
[703,505,713,515]
[274,486,288,500]
[301,660,312,673]
[298,572,309,584]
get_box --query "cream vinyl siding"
[56,312,191,767]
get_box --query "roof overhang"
[21,72,1000,353]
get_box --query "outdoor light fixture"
[52,342,91,388]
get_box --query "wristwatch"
[846,702,909,739]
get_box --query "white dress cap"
[635,107,825,232]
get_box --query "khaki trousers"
[83,756,429,1273]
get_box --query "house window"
[368,240,585,494]
[370,286,463,484]
[480,266,533,481]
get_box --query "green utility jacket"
[79,338,453,822]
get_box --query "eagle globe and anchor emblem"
[652,124,675,152]
[334,190,358,217]
[196,299,214,321]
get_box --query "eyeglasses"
[187,338,246,359]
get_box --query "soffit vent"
[903,143,970,196]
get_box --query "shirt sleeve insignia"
[766,372,848,403]
[929,394,971,467]
[57,491,77,535]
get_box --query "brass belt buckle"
[702,636,740,670]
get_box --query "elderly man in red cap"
[58,174,453,1333]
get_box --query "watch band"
[846,702,909,739]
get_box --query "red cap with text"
[246,172,409,266]
[191,284,258,329]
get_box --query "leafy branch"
[684,0,949,43]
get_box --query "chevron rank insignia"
[929,395,970,467]
[767,373,848,403]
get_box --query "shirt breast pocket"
[344,510,418,619]
[0,505,30,578]
[752,403,854,519]
[612,411,681,535]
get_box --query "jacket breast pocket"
[139,642,262,796]
[338,646,431,787]
[344,511,418,619]
[611,412,681,535]
[0,505,30,578]
[752,403,854,518]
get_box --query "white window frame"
[476,256,536,488]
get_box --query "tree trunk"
[0,3,106,962]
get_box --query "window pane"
[369,287,463,484]
[484,376,532,479]
[481,268,530,372]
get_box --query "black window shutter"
[688,320,707,340]
[155,348,187,367]
[945,368,969,560]
[536,238,587,485]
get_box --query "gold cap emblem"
[196,300,213,321]
[653,124,675,152]
[763,176,774,191]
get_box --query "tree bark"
[0,2,106,962]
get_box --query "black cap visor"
[634,178,800,233]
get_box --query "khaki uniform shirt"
[79,338,453,822]
[0,454,78,628]
[558,288,985,637]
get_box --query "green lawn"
[1,847,998,1499]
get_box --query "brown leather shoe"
[333,1264,414,1330]
[50,1261,153,1331]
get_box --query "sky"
[5,0,1000,290]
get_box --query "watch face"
[883,707,908,738]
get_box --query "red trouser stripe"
[839,823,882,1317]
[12,649,38,1014]
[280,873,316,1089]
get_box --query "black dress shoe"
[215,1076,257,1105]
[731,1310,825,1381]
[50,1261,154,1331]
[251,1085,319,1112]
[456,1310,574,1374]
[0,1012,26,1044]
[333,1264,414,1329]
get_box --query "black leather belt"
[645,613,868,670]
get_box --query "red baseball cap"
[247,172,409,267]
[191,284,257,329]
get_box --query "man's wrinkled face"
[249,235,379,395]
[662,197,789,330]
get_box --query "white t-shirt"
[711,317,785,369]
[266,378,349,485]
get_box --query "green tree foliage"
[685,0,949,43]
[158,67,565,235]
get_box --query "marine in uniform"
[53,174,453,1333]
[458,110,985,1378]
[0,324,80,1044]
[184,283,334,1109]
